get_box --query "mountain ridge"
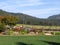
[48,14,60,19]
[0,9,60,26]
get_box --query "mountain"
[48,14,60,20]
[0,9,60,26]
[48,14,60,26]
[0,9,42,25]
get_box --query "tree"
[0,16,4,21]
[0,22,6,32]
[2,15,19,26]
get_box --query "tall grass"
[16,24,60,29]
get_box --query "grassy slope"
[0,36,60,45]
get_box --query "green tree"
[0,22,6,32]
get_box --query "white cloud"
[15,0,43,7]
[0,0,44,12]
[22,8,60,18]
[27,0,39,2]
[22,8,60,14]
[0,0,60,18]
[0,0,44,8]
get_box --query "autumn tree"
[1,15,19,26]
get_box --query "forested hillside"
[0,9,60,26]
[48,14,60,19]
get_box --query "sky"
[0,0,60,18]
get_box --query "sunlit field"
[0,36,60,45]
[16,24,60,29]
[14,24,60,36]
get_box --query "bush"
[21,29,28,34]
[39,32,45,35]
[9,30,14,35]
[0,22,6,32]
[55,32,60,35]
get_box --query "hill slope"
[0,9,60,26]
[48,14,60,20]
[0,9,41,25]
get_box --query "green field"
[0,36,60,45]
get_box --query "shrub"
[21,29,28,34]
[0,22,6,32]
[55,32,60,35]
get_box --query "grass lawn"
[0,36,60,45]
